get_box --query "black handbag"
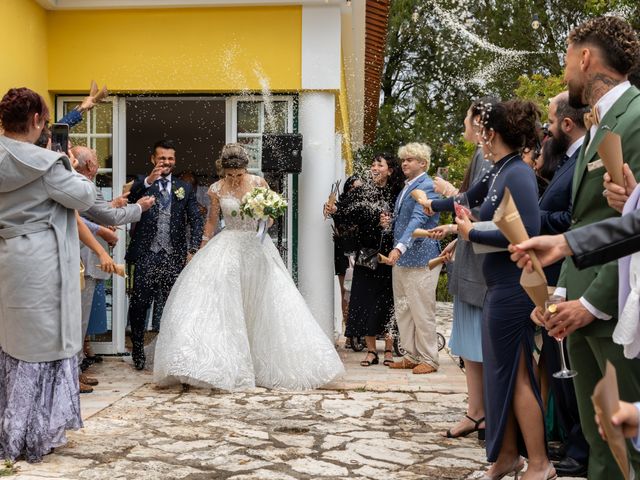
[354,235,384,270]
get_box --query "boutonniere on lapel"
[174,187,186,200]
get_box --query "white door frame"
[56,96,125,355]
[229,95,295,272]
[61,94,296,353]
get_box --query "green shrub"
[436,271,452,302]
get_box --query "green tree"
[370,0,639,173]
[514,74,566,120]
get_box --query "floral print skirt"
[0,348,82,463]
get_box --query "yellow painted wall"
[47,7,302,94]
[337,59,353,174]
[0,0,49,107]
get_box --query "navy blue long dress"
[431,153,542,462]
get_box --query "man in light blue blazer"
[384,143,441,374]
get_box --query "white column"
[298,92,336,339]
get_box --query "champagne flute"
[436,167,449,180]
[545,300,577,379]
[453,192,471,218]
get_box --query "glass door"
[56,96,125,354]
[229,96,295,270]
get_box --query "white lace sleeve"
[209,180,222,197]
[252,175,267,188]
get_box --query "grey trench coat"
[0,136,96,362]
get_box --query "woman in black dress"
[426,100,555,480]
[334,154,403,367]
[330,176,362,329]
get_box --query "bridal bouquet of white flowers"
[240,187,288,241]
[240,187,288,220]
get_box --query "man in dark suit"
[126,139,204,370]
[538,92,590,477]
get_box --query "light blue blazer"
[393,174,441,267]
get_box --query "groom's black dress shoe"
[553,456,587,477]
[133,355,145,371]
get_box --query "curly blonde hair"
[568,16,640,75]
[397,142,432,171]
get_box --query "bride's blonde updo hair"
[220,143,250,169]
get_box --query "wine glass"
[380,207,393,233]
[545,299,578,379]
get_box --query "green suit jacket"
[558,85,640,336]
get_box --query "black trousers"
[542,330,589,464]
[128,250,184,360]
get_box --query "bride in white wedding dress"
[153,144,345,390]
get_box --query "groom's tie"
[158,178,170,210]
[152,178,172,254]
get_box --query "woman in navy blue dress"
[426,100,556,480]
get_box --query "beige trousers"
[392,264,441,369]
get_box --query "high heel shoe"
[535,463,557,480]
[360,351,379,367]
[478,456,525,480]
[442,415,485,440]
[382,349,394,366]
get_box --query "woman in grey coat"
[0,87,96,462]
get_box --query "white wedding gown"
[153,177,345,390]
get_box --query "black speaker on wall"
[261,133,303,173]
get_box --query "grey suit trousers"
[78,277,97,362]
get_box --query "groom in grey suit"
[73,146,155,376]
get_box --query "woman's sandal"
[443,415,486,440]
[382,349,394,366]
[360,351,379,367]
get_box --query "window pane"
[95,173,114,200]
[237,102,261,133]
[94,103,113,134]
[265,101,288,134]
[63,102,86,134]
[70,136,88,148]
[237,136,261,170]
[94,137,113,169]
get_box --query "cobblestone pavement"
[14,303,571,479]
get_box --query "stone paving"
[13,303,571,479]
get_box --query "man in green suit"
[542,16,640,478]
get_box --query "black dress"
[432,154,543,462]
[335,182,399,338]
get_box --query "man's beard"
[548,128,571,159]
[567,80,589,109]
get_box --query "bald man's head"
[71,146,99,180]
